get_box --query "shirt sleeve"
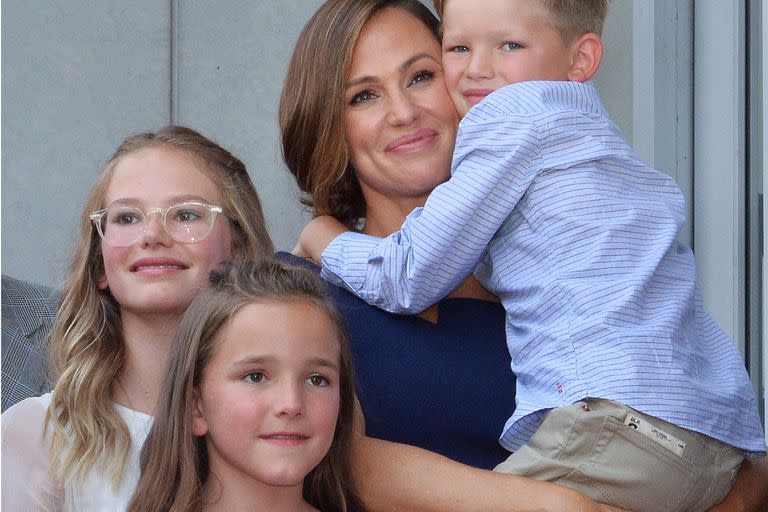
[320,113,541,314]
[2,398,64,511]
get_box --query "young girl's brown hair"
[127,258,363,512]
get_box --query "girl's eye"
[173,209,203,223]
[245,371,265,383]
[349,90,378,105]
[307,374,329,387]
[408,70,434,87]
[501,42,523,51]
[447,45,469,54]
[110,210,142,225]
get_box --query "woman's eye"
[501,42,523,51]
[307,374,329,387]
[245,371,265,383]
[448,45,469,54]
[350,90,378,105]
[409,70,434,86]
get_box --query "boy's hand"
[293,215,348,264]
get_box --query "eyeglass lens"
[99,203,215,246]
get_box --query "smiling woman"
[1,126,273,511]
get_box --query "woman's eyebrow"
[346,53,439,89]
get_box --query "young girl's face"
[99,147,233,316]
[193,299,341,492]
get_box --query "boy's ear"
[568,33,603,82]
[191,388,209,437]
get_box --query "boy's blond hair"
[433,0,609,42]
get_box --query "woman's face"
[99,147,233,317]
[193,300,341,491]
[344,7,459,214]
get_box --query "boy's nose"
[466,51,494,80]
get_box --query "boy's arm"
[321,113,541,314]
[707,453,768,512]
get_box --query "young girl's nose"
[140,212,173,247]
[274,381,304,417]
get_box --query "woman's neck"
[361,196,424,238]
[114,311,182,415]
[201,471,317,512]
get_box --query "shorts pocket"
[563,416,702,512]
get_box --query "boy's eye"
[408,70,434,86]
[501,42,523,51]
[349,90,378,105]
[307,374,329,387]
[448,45,469,53]
[245,371,265,383]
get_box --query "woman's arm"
[352,434,627,512]
[708,454,768,512]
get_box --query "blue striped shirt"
[321,81,766,454]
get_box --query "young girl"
[127,259,362,512]
[1,126,273,510]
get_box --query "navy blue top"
[278,252,516,469]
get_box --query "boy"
[299,1,766,510]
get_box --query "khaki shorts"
[494,399,743,512]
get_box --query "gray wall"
[2,0,632,287]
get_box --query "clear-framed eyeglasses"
[89,202,226,247]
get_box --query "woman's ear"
[97,274,109,290]
[191,388,209,437]
[567,32,603,82]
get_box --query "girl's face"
[193,300,341,492]
[343,7,459,213]
[99,147,233,316]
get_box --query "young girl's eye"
[110,209,142,225]
[501,42,523,51]
[408,70,434,87]
[349,90,378,105]
[307,374,329,387]
[245,371,265,383]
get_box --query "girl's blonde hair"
[127,259,362,512]
[279,0,440,228]
[46,125,274,488]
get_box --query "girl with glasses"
[1,126,273,510]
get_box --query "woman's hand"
[293,215,348,264]
[707,454,768,512]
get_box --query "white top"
[1,393,153,511]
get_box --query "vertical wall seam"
[170,0,180,124]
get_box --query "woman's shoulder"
[275,251,320,272]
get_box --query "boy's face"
[441,0,576,116]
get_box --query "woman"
[1,126,273,510]
[279,1,768,511]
